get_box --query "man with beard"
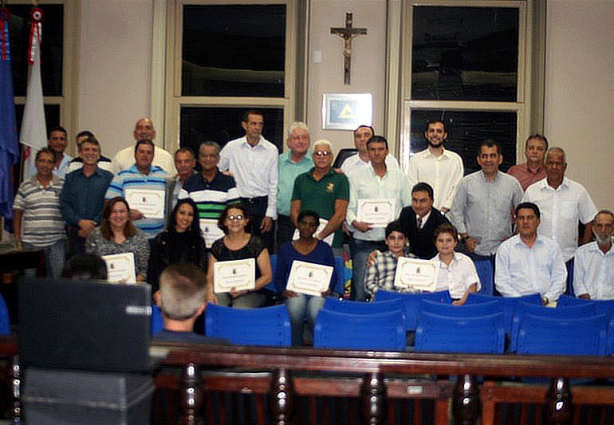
[406,120,463,214]
[573,210,614,300]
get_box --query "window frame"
[163,0,298,153]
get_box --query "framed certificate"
[213,258,256,294]
[292,218,334,246]
[200,219,224,248]
[357,198,396,228]
[102,253,137,284]
[125,188,165,219]
[393,257,438,292]
[286,260,334,297]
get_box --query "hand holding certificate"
[393,257,438,292]
[213,258,256,294]
[102,253,137,284]
[357,198,396,228]
[286,260,334,297]
[125,188,165,219]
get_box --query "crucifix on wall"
[331,13,367,85]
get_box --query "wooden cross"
[331,13,367,85]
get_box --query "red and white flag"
[19,8,47,180]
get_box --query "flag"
[0,8,19,223]
[19,7,47,181]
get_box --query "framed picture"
[322,93,373,130]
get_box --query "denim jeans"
[23,239,66,279]
[285,294,325,346]
[350,238,386,301]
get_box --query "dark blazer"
[399,206,449,260]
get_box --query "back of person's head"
[159,263,206,320]
[61,253,108,280]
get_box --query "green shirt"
[292,167,349,247]
[277,150,313,216]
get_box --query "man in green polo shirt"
[290,139,349,253]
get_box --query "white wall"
[544,0,614,209]
[76,0,155,158]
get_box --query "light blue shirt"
[346,162,411,241]
[573,241,614,300]
[277,150,313,216]
[495,234,567,302]
[449,170,523,256]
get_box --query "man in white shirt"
[522,147,597,262]
[495,202,567,305]
[346,135,411,301]
[406,120,463,213]
[573,210,614,300]
[219,110,278,251]
[340,125,399,175]
[111,118,176,175]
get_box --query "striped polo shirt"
[178,168,240,220]
[13,175,65,247]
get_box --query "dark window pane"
[182,5,286,97]
[180,107,284,156]
[410,110,517,175]
[15,104,61,136]
[9,4,64,96]
[412,6,518,102]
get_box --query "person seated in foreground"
[61,253,108,280]
[276,210,337,346]
[154,263,228,344]
[365,220,417,298]
[432,223,480,305]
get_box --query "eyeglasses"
[227,215,244,221]
[314,150,331,157]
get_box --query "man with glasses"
[290,140,349,254]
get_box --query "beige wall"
[544,0,614,209]
[305,0,387,153]
[76,0,154,158]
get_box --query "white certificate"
[125,188,165,219]
[357,198,396,228]
[393,257,438,292]
[292,218,334,246]
[213,258,256,293]
[102,253,137,284]
[286,260,334,297]
[200,219,224,248]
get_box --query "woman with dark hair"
[276,210,336,346]
[86,197,149,282]
[205,203,272,308]
[148,198,206,293]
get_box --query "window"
[165,0,297,153]
[400,1,530,173]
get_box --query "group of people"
[11,112,614,345]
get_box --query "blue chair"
[265,254,279,296]
[516,314,608,356]
[314,309,406,351]
[473,259,494,296]
[151,304,163,335]
[0,294,10,335]
[419,299,501,318]
[374,290,452,332]
[323,297,405,316]
[510,302,598,353]
[557,294,614,319]
[205,304,291,346]
[466,293,541,336]
[415,311,505,354]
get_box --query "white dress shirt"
[111,145,176,175]
[523,177,597,262]
[406,148,464,211]
[341,153,399,176]
[433,252,481,299]
[495,234,567,302]
[219,136,279,219]
[573,241,614,300]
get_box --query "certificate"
[357,198,396,228]
[125,188,165,219]
[213,258,256,293]
[286,260,334,297]
[200,219,224,248]
[292,218,334,246]
[102,253,137,284]
[393,257,438,292]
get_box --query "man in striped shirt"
[13,148,66,278]
[179,141,240,248]
[105,140,168,239]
